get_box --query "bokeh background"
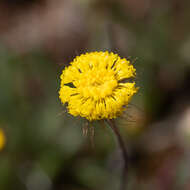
[1,0,190,189]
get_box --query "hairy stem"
[106,119,129,190]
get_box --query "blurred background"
[1,0,190,189]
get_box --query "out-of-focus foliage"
[1,0,190,189]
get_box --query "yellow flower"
[0,129,6,150]
[59,51,138,121]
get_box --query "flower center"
[76,68,118,100]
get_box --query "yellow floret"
[0,129,6,150]
[59,51,138,120]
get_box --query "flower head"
[0,129,6,150]
[59,51,138,120]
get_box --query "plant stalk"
[106,119,129,190]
